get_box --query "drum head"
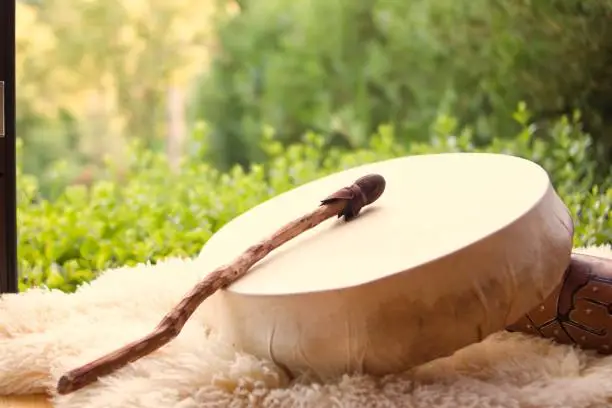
[197,153,574,379]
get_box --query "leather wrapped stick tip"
[56,174,386,395]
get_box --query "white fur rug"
[1,245,612,408]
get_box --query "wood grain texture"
[0,395,52,408]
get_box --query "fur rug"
[0,245,611,408]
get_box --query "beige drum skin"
[197,153,574,379]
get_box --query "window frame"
[0,0,18,294]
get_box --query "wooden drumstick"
[56,174,386,395]
[507,253,612,353]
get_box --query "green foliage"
[16,0,212,194]
[194,0,612,170]
[17,107,612,292]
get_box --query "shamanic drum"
[197,153,574,379]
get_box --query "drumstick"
[56,173,387,395]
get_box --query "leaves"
[15,106,612,292]
[16,0,216,195]
[194,0,612,170]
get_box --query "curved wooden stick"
[56,174,386,395]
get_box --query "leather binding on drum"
[197,153,575,380]
[508,253,612,352]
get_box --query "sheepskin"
[0,245,611,408]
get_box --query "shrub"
[193,0,612,170]
[17,106,612,292]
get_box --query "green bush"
[194,0,612,170]
[17,106,612,292]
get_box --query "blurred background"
[16,0,612,196]
[14,0,612,291]
[16,0,219,196]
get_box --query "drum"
[197,153,574,379]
